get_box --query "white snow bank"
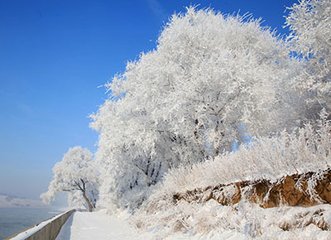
[56,210,153,240]
[133,201,331,240]
[132,121,331,239]
[55,210,249,240]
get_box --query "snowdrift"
[132,120,331,239]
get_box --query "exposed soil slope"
[173,168,331,208]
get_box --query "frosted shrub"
[150,112,331,201]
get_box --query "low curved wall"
[8,209,75,240]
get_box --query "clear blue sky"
[0,0,298,199]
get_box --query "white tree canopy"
[41,146,98,211]
[286,0,331,115]
[91,7,299,210]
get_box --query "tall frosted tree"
[91,7,298,209]
[286,0,331,118]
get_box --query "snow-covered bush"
[91,7,298,210]
[152,110,331,196]
[41,146,99,212]
[286,0,331,117]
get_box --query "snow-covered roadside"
[44,206,331,240]
[133,200,331,240]
[55,210,153,240]
[55,210,249,240]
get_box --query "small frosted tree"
[41,146,98,212]
[286,0,331,118]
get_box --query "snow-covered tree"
[91,7,298,209]
[286,0,331,118]
[41,146,98,212]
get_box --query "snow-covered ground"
[9,207,331,240]
[133,201,331,240]
[56,208,331,240]
[55,210,249,240]
[56,210,152,240]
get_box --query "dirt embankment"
[173,168,331,208]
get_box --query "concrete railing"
[7,209,75,240]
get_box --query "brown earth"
[173,168,331,208]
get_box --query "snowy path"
[55,211,151,240]
[55,210,244,240]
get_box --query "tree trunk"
[82,191,94,212]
